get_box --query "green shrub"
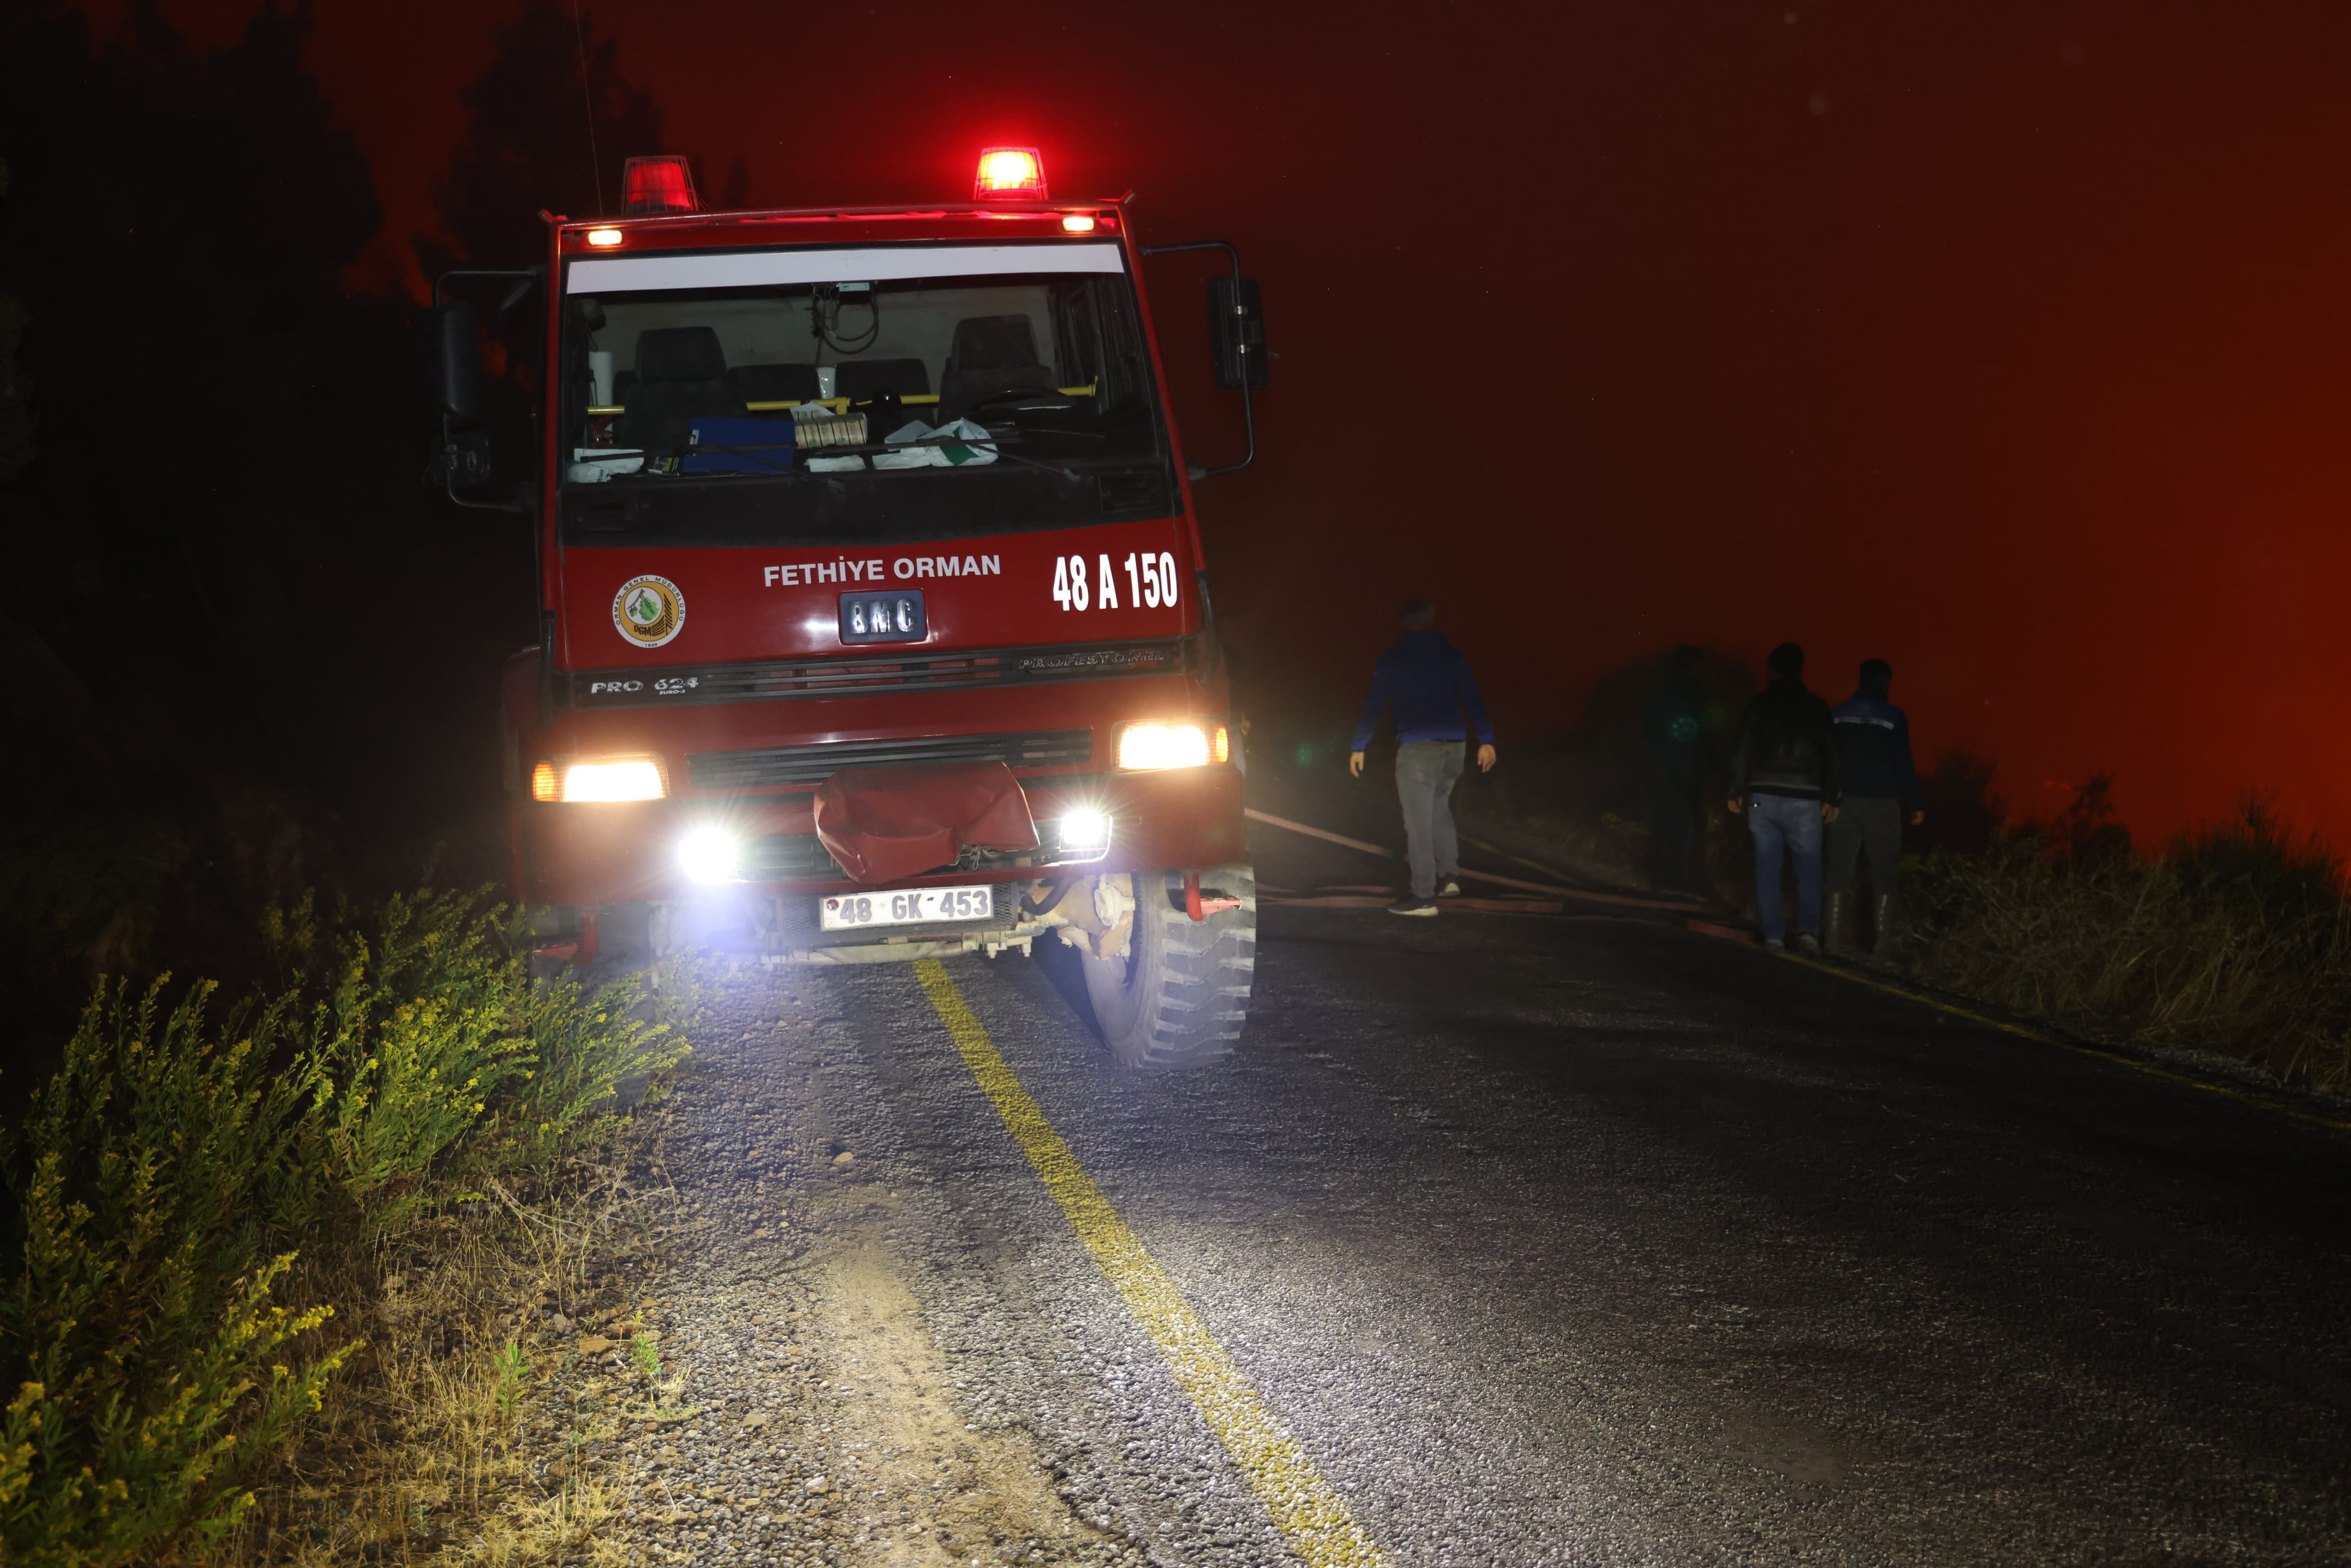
[270,892,536,1228]
[491,1339,528,1424]
[0,889,690,1565]
[491,962,689,1172]
[267,890,688,1225]
[0,981,348,1565]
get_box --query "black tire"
[1080,864,1257,1068]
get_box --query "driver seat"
[937,315,1058,422]
[618,327,746,453]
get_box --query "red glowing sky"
[137,0,2351,844]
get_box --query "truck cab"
[428,150,1265,1068]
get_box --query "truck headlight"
[678,826,741,883]
[530,756,668,802]
[1115,722,1229,771]
[1057,808,1112,852]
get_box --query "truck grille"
[739,816,1095,882]
[742,834,840,879]
[686,728,1093,791]
[564,640,1188,709]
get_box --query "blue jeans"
[1747,793,1823,943]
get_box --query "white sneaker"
[1437,878,1463,898]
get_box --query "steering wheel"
[957,387,1073,418]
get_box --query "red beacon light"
[973,147,1046,201]
[622,155,698,215]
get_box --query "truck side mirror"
[425,269,539,513]
[1140,239,1262,476]
[428,429,496,491]
[424,300,482,421]
[1207,275,1267,391]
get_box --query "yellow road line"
[912,959,1384,1567]
[1776,952,2351,1136]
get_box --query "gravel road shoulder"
[579,958,1270,1567]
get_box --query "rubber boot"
[1870,893,1898,964]
[1822,890,1851,957]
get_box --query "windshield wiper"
[686,433,1084,482]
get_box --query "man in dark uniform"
[1725,642,1841,953]
[1825,658,1924,960]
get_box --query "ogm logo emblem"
[612,574,685,649]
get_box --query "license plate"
[818,884,995,931]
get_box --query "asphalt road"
[614,814,2351,1566]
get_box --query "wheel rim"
[1082,875,1147,1040]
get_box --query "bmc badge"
[612,575,685,649]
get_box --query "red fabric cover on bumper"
[813,760,1039,884]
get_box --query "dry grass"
[1480,763,2351,1096]
[1904,802,2351,1094]
[214,1137,674,1566]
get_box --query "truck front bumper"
[515,763,1246,914]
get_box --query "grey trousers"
[1826,794,1903,896]
[1395,740,1466,900]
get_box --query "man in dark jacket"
[1350,600,1497,917]
[1725,642,1841,953]
[1825,658,1924,960]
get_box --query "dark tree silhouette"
[0,0,375,585]
[2051,774,2132,867]
[0,0,402,1060]
[424,2,665,270]
[1914,748,2007,859]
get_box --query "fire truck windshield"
[558,247,1175,548]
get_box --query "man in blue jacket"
[1825,658,1924,960]
[1349,600,1498,916]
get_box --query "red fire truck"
[425,150,1267,1068]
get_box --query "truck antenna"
[571,0,604,215]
